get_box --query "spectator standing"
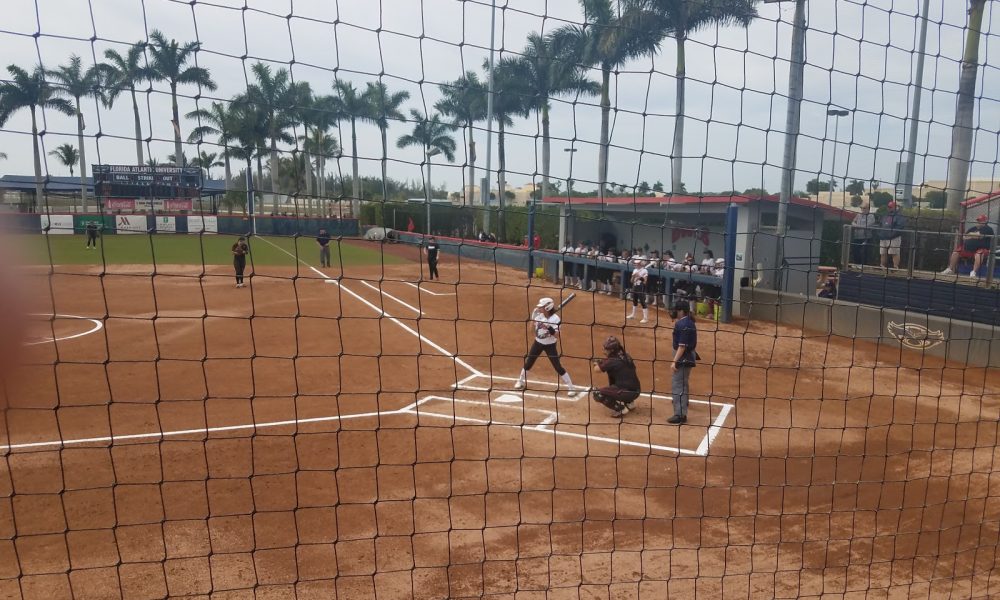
[561,240,575,287]
[533,233,541,249]
[850,204,876,265]
[877,201,907,269]
[668,300,698,425]
[316,229,331,268]
[941,214,994,278]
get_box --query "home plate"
[494,393,523,404]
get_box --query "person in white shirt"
[514,297,580,396]
[561,241,575,287]
[712,257,725,277]
[626,261,650,323]
[700,250,716,273]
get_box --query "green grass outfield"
[16,233,408,267]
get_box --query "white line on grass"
[255,236,481,377]
[359,280,423,315]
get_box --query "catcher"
[592,336,641,417]
[513,297,580,397]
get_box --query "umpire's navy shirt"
[672,315,697,365]
[317,234,330,247]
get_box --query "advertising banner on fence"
[105,198,135,210]
[155,216,176,233]
[41,214,74,234]
[115,215,147,234]
[189,215,218,234]
[163,199,193,211]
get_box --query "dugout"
[541,194,850,301]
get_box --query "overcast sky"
[1,0,998,196]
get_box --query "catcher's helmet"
[603,336,622,354]
[536,297,555,311]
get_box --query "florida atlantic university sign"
[886,321,946,350]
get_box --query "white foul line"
[1,408,404,453]
[360,280,423,315]
[402,281,456,296]
[255,237,481,377]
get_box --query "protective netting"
[2,0,1000,598]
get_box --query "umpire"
[316,229,331,268]
[668,300,698,424]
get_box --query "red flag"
[407,217,415,233]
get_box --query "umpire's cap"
[536,297,555,311]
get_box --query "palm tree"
[945,0,988,211]
[47,54,106,212]
[302,128,339,213]
[435,71,488,205]
[632,0,757,194]
[397,110,457,224]
[49,144,80,176]
[363,82,410,200]
[0,65,76,209]
[483,60,529,237]
[300,94,340,204]
[191,150,222,178]
[99,42,151,165]
[227,100,269,214]
[167,152,189,166]
[242,63,299,211]
[187,101,238,189]
[146,157,160,167]
[507,33,599,200]
[556,0,661,196]
[331,80,372,215]
[145,30,217,166]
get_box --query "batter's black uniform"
[426,241,440,280]
[594,354,641,410]
[232,240,249,285]
[85,222,99,248]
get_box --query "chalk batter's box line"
[404,389,734,456]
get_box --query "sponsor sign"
[155,216,176,233]
[190,215,218,234]
[887,321,946,350]
[105,198,136,210]
[115,215,147,234]
[163,199,193,211]
[131,199,194,211]
[41,214,74,234]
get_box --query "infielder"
[626,260,649,323]
[232,236,249,288]
[592,336,641,417]
[514,297,580,396]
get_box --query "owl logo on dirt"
[887,321,945,350]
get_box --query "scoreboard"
[93,165,202,199]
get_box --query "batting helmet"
[603,336,622,354]
[536,297,555,311]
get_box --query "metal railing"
[841,223,998,287]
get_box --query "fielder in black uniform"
[425,236,440,280]
[232,236,249,287]
[85,221,99,249]
[592,336,641,417]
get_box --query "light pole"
[827,108,850,205]
[426,147,442,235]
[774,0,807,291]
[902,0,931,208]
[559,147,579,280]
